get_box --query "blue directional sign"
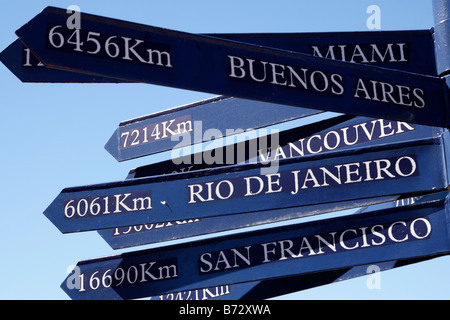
[215,29,437,76]
[61,190,450,300]
[16,7,450,127]
[105,96,325,161]
[98,195,399,250]
[99,116,444,249]
[45,133,449,234]
[127,115,444,178]
[2,29,437,82]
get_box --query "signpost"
[45,134,449,234]
[2,2,449,300]
[61,190,450,300]
[16,7,450,128]
[99,116,443,249]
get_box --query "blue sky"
[1,0,450,300]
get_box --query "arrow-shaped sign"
[61,190,450,300]
[213,29,437,76]
[0,39,125,83]
[105,96,326,161]
[45,132,449,234]
[16,7,450,127]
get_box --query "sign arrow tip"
[104,128,121,161]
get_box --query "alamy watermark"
[367,5,381,30]
[366,264,382,290]
[66,265,81,290]
[66,5,81,30]
[170,123,281,174]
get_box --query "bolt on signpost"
[1,1,450,300]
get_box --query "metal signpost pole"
[433,0,450,78]
[433,0,450,131]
